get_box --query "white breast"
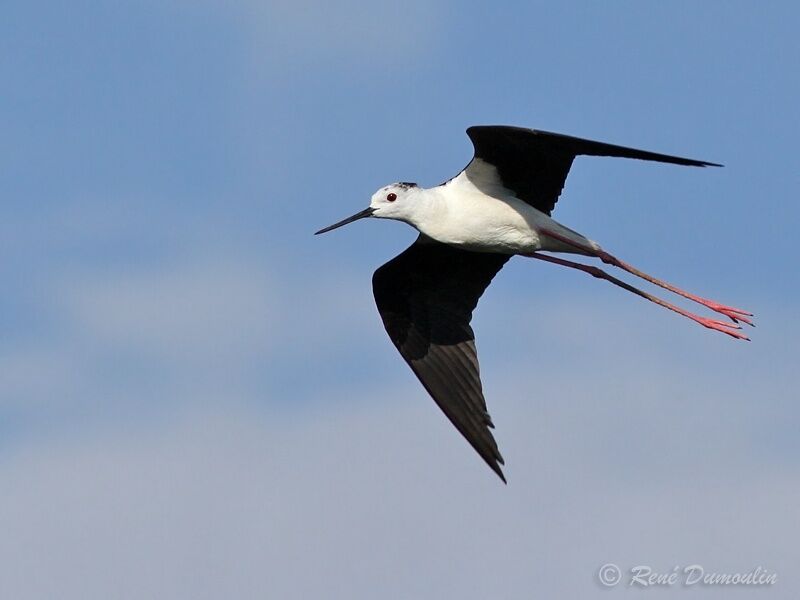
[411,159,599,255]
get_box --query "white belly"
[430,196,541,253]
[420,176,599,255]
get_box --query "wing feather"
[465,125,721,215]
[372,238,510,481]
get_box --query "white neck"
[397,186,447,233]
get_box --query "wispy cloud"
[0,254,276,419]
[0,244,381,419]
[240,0,445,65]
[0,382,796,599]
[61,258,275,366]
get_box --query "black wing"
[372,237,510,482]
[465,125,721,215]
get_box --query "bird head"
[368,182,420,220]
[314,182,420,235]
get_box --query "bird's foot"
[689,313,750,341]
[693,299,754,327]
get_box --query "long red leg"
[524,253,750,340]
[538,229,754,327]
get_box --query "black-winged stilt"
[315,126,753,482]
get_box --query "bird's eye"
[386,193,397,202]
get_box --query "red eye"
[386,193,397,202]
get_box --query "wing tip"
[486,444,507,483]
[684,158,724,168]
[491,461,507,484]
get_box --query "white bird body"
[404,160,601,256]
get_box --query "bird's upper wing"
[465,125,721,215]
[372,236,510,482]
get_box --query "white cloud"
[0,380,796,600]
[0,255,277,413]
[61,258,275,366]
[241,0,444,65]
[170,0,445,69]
[0,249,381,415]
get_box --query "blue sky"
[1,1,799,598]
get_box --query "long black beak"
[314,207,375,235]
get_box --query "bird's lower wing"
[372,237,510,481]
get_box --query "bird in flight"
[315,126,753,482]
